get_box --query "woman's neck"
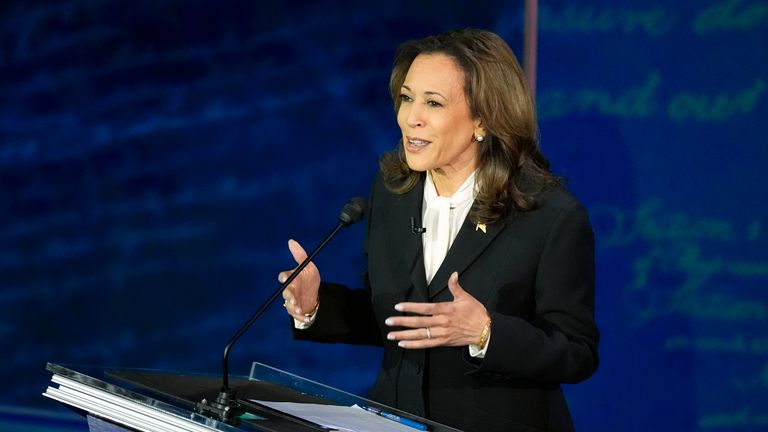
[429,164,476,197]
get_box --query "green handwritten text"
[668,80,766,121]
[700,406,768,428]
[592,199,744,247]
[539,5,675,36]
[538,73,660,119]
[539,77,766,121]
[694,0,768,33]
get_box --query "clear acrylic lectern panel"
[44,363,461,432]
[248,362,373,407]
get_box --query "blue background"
[1,1,766,431]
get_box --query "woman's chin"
[404,155,431,173]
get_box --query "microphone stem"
[221,221,346,390]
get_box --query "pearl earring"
[475,135,484,142]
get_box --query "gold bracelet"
[304,300,319,318]
[476,317,492,348]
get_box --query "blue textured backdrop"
[1,1,766,431]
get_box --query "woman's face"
[397,53,482,178]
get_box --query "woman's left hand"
[385,272,489,349]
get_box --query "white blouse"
[422,170,476,284]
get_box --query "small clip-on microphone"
[410,217,426,234]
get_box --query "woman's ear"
[474,118,486,135]
[474,121,486,141]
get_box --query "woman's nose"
[406,104,425,128]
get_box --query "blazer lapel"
[427,215,506,299]
[384,177,429,302]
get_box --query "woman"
[279,29,599,432]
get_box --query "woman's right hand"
[278,239,321,322]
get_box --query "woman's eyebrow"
[401,85,447,100]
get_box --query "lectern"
[43,362,461,432]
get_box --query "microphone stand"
[196,218,353,424]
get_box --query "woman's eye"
[427,100,443,108]
[399,94,413,102]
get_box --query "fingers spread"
[394,302,437,315]
[447,271,465,297]
[385,315,433,329]
[385,273,487,349]
[387,328,440,349]
[386,328,427,341]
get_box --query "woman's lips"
[406,136,432,151]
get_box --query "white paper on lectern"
[250,400,418,432]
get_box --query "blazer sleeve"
[291,278,383,346]
[467,200,599,384]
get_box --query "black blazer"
[294,173,599,432]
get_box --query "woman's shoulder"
[511,185,590,226]
[496,186,593,248]
[537,185,583,211]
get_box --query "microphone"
[410,217,426,234]
[196,196,367,423]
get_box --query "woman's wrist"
[476,315,492,349]
[305,299,320,317]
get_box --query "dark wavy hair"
[380,28,560,224]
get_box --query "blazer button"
[414,362,421,374]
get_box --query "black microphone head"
[339,196,367,226]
